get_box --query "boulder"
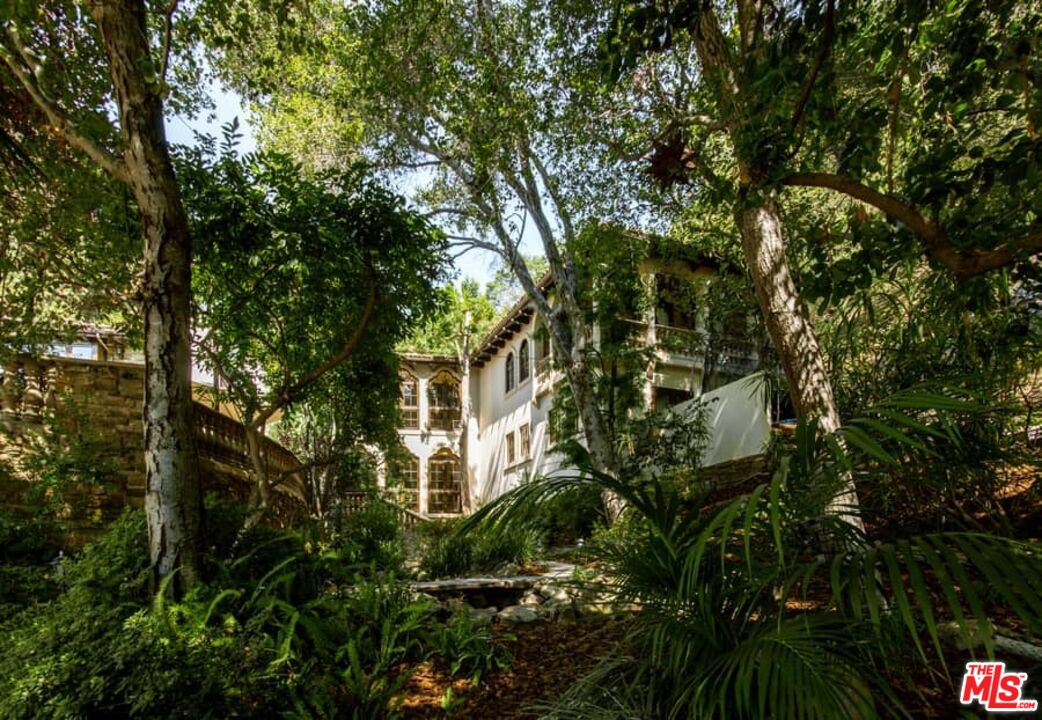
[469,606,498,627]
[539,584,571,603]
[538,599,577,622]
[496,605,539,624]
[576,602,617,617]
[519,591,543,607]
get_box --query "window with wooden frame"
[506,431,516,465]
[519,423,531,460]
[536,328,553,375]
[399,372,419,428]
[393,453,420,511]
[518,339,530,382]
[427,370,461,430]
[427,448,462,514]
[505,352,515,392]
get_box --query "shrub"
[424,609,513,685]
[0,512,260,719]
[416,518,543,579]
[0,509,63,620]
[336,498,406,573]
[0,501,512,719]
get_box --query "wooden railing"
[340,490,428,530]
[192,402,303,487]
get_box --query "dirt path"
[400,618,627,719]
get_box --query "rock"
[520,591,543,607]
[496,605,539,624]
[469,606,498,627]
[576,602,616,617]
[538,599,576,622]
[539,584,571,603]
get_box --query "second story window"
[400,373,419,428]
[518,339,530,382]
[537,333,553,375]
[506,430,516,465]
[505,352,515,392]
[392,452,419,512]
[428,370,461,430]
[519,423,531,459]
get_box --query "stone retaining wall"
[0,356,306,540]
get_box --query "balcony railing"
[618,319,760,371]
[655,324,704,357]
[428,408,462,431]
[536,354,553,376]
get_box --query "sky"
[165,83,523,287]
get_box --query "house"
[388,256,771,516]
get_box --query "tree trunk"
[91,0,202,591]
[736,197,862,525]
[457,311,473,513]
[736,198,841,431]
[244,424,272,513]
[558,316,621,523]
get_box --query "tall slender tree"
[1,1,207,589]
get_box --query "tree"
[181,143,448,518]
[485,255,549,312]
[1,1,213,589]
[596,0,1041,434]
[216,0,648,509]
[0,84,138,354]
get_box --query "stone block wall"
[1,356,306,540]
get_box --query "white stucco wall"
[677,374,770,467]
[395,280,766,513]
[473,313,549,504]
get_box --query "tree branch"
[1,28,129,183]
[250,270,379,428]
[790,0,835,131]
[446,234,502,254]
[159,0,180,82]
[783,172,1042,279]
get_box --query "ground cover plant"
[465,393,1042,718]
[0,504,512,719]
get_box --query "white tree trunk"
[92,0,202,591]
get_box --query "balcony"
[428,407,462,431]
[620,319,759,375]
[534,354,560,399]
[655,323,705,362]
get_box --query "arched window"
[427,370,461,430]
[392,452,420,511]
[399,372,419,428]
[427,448,462,514]
[518,339,530,381]
[505,352,515,392]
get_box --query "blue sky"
[165,83,511,286]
